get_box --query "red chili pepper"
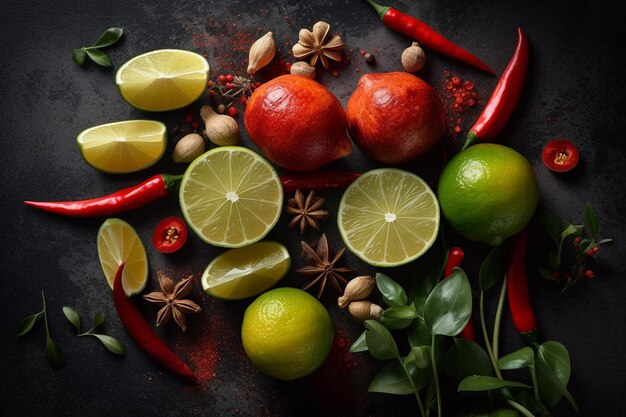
[443,247,476,341]
[506,228,539,345]
[24,174,182,217]
[363,0,494,75]
[280,171,361,194]
[463,28,530,149]
[113,262,197,383]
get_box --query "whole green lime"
[437,144,538,246]
[241,287,333,380]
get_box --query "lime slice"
[77,120,166,174]
[97,218,149,296]
[179,146,283,248]
[115,49,209,112]
[202,241,290,300]
[338,168,440,267]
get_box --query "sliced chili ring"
[541,139,579,172]
[152,216,188,253]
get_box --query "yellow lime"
[337,168,440,267]
[77,120,166,174]
[179,146,283,248]
[437,143,538,246]
[115,49,209,112]
[202,241,290,300]
[241,287,333,380]
[97,218,148,296]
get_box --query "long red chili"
[443,247,476,341]
[363,0,494,75]
[24,174,181,217]
[280,171,361,194]
[506,228,539,345]
[113,262,197,383]
[463,28,530,149]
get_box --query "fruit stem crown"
[363,0,391,21]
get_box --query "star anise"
[143,272,202,331]
[285,189,329,234]
[292,21,344,69]
[296,233,353,298]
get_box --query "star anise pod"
[285,189,329,234]
[292,21,344,69]
[296,233,353,298]
[143,272,202,331]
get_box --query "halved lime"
[202,241,290,300]
[179,146,283,248]
[97,218,149,296]
[338,168,440,267]
[77,120,166,174]
[115,49,209,112]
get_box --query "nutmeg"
[247,31,276,75]
[200,105,240,146]
[290,61,316,79]
[172,133,206,163]
[348,300,383,321]
[401,42,426,72]
[338,275,375,308]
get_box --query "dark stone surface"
[1,0,624,416]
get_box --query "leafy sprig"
[72,27,123,67]
[62,306,125,355]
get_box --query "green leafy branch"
[72,27,124,67]
[62,306,125,355]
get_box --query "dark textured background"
[1,0,625,416]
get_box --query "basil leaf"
[16,311,44,336]
[91,27,124,48]
[407,316,431,347]
[479,245,506,291]
[62,306,81,332]
[368,360,413,395]
[424,269,472,336]
[497,346,535,370]
[584,202,600,240]
[376,273,408,307]
[72,48,87,66]
[383,305,419,320]
[458,375,531,392]
[444,338,494,385]
[85,49,112,67]
[46,335,65,369]
[90,334,126,355]
[349,330,368,353]
[93,312,105,329]
[364,319,399,360]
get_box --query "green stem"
[363,0,391,20]
[431,335,442,417]
[480,291,503,380]
[399,359,427,417]
[530,366,540,400]
[492,278,507,360]
[506,399,535,417]
[461,131,478,150]
[41,290,50,337]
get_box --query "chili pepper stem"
[461,131,478,151]
[363,0,390,20]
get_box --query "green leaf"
[16,311,44,336]
[536,341,578,411]
[46,335,65,369]
[598,238,613,245]
[538,341,570,386]
[379,315,414,330]
[90,334,126,355]
[72,48,86,65]
[506,400,536,417]
[91,27,123,48]
[85,49,112,67]
[479,245,507,291]
[538,210,561,244]
[368,360,414,395]
[364,319,399,360]
[410,251,442,315]
[490,410,526,417]
[62,306,81,332]
[349,330,368,353]
[537,266,554,281]
[376,273,408,307]
[584,203,600,240]
[458,375,531,392]
[560,224,580,241]
[497,346,535,370]
[403,355,432,391]
[444,338,494,385]
[405,346,430,369]
[407,316,431,347]
[92,312,105,329]
[424,269,472,336]
[383,305,419,320]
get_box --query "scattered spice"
[292,21,344,69]
[364,52,375,64]
[143,273,202,331]
[284,189,329,234]
[441,70,480,140]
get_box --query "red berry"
[191,121,199,130]
[218,75,226,83]
[207,80,213,87]
[586,249,594,256]
[209,90,216,97]
[551,271,559,279]
[239,95,248,104]
[184,114,194,123]
[225,74,234,82]
[452,76,461,85]
[584,269,594,279]
[225,82,234,90]
[227,106,238,116]
[574,236,582,244]
[360,50,366,56]
[592,246,599,253]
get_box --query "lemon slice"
[179,146,283,248]
[77,120,166,174]
[202,241,290,300]
[338,168,440,267]
[97,218,149,296]
[115,49,210,112]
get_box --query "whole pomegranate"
[346,72,446,164]
[244,75,352,172]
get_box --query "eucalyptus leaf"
[85,49,112,67]
[91,27,124,48]
[383,305,419,320]
[349,330,368,353]
[584,202,600,240]
[368,360,413,395]
[90,334,126,355]
[424,269,472,336]
[16,311,44,336]
[364,319,399,360]
[376,273,408,307]
[407,316,431,347]
[458,375,531,392]
[72,48,86,65]
[445,338,494,385]
[497,346,535,370]
[479,245,507,291]
[46,335,65,369]
[62,306,81,332]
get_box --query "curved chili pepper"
[113,262,197,383]
[506,228,539,345]
[443,247,476,341]
[280,171,361,194]
[24,174,182,217]
[363,0,494,75]
[463,28,530,150]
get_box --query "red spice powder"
[441,70,481,143]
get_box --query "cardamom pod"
[348,300,383,321]
[247,31,276,75]
[172,133,206,163]
[200,105,240,146]
[338,275,375,308]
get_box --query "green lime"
[437,143,538,246]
